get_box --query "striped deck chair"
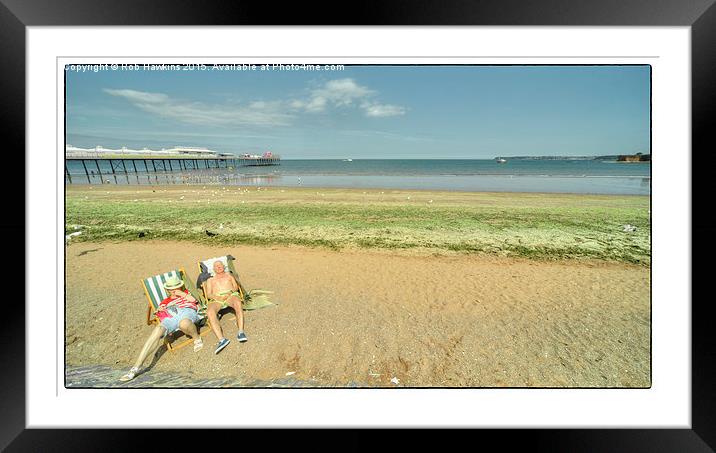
[141,268,212,352]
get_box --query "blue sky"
[65,65,650,159]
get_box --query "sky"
[65,64,650,159]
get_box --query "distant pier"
[65,145,281,184]
[237,156,281,167]
[66,154,237,184]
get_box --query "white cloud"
[291,78,404,117]
[103,88,293,127]
[361,102,407,118]
[305,96,328,113]
[103,89,168,104]
[104,78,406,127]
[314,78,374,107]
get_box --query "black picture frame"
[4,0,712,449]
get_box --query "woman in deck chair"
[119,275,204,382]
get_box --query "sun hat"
[163,276,185,290]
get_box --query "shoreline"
[66,181,652,196]
[65,182,651,199]
[65,176,651,196]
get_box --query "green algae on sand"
[65,185,650,265]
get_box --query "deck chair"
[196,256,244,325]
[141,268,212,352]
[196,255,274,325]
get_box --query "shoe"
[119,366,140,382]
[238,331,248,343]
[214,337,230,354]
[193,338,204,352]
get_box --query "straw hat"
[163,276,185,290]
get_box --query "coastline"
[66,158,652,195]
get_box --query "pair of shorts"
[209,291,241,309]
[159,307,200,338]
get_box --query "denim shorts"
[159,307,200,338]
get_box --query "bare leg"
[179,318,204,352]
[132,324,166,369]
[178,318,199,339]
[120,324,166,381]
[227,295,244,332]
[206,302,225,340]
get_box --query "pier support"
[109,159,118,184]
[81,160,90,183]
[121,159,129,183]
[131,160,140,183]
[67,155,266,185]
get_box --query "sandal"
[193,338,204,352]
[119,366,140,382]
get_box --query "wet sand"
[65,241,650,387]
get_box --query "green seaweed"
[65,188,651,265]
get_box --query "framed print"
[6,0,713,449]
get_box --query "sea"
[65,159,651,195]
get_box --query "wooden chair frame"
[140,267,212,352]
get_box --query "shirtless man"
[205,260,248,354]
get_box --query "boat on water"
[343,158,353,162]
[496,157,507,163]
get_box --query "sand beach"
[64,185,650,387]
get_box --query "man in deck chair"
[204,260,248,354]
[119,275,203,382]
